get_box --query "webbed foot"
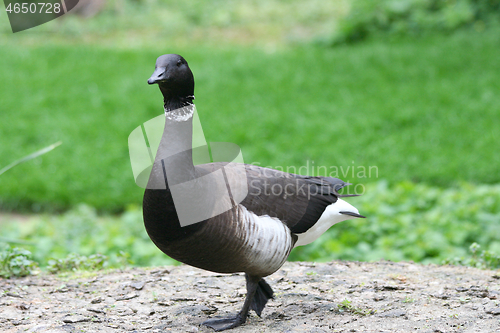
[202,314,245,331]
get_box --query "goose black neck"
[146,106,196,187]
[160,86,194,112]
[143,106,203,242]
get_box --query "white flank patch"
[239,206,294,276]
[294,199,361,247]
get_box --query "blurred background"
[0,0,499,275]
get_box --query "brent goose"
[143,54,365,331]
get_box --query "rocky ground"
[1,261,499,333]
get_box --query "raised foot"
[202,314,245,331]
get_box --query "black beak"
[148,67,167,85]
[340,211,366,218]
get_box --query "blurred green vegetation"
[2,0,498,46]
[290,181,500,264]
[0,0,349,46]
[0,204,175,268]
[47,252,110,273]
[442,242,500,269]
[1,181,499,269]
[1,29,499,211]
[0,0,499,266]
[329,0,500,45]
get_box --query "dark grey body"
[142,53,364,331]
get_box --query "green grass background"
[0,0,499,267]
[1,30,499,211]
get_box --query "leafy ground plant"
[443,242,500,269]
[338,298,375,316]
[47,253,108,274]
[0,246,39,278]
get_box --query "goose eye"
[177,60,182,67]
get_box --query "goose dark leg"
[202,274,261,331]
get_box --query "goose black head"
[148,54,195,111]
